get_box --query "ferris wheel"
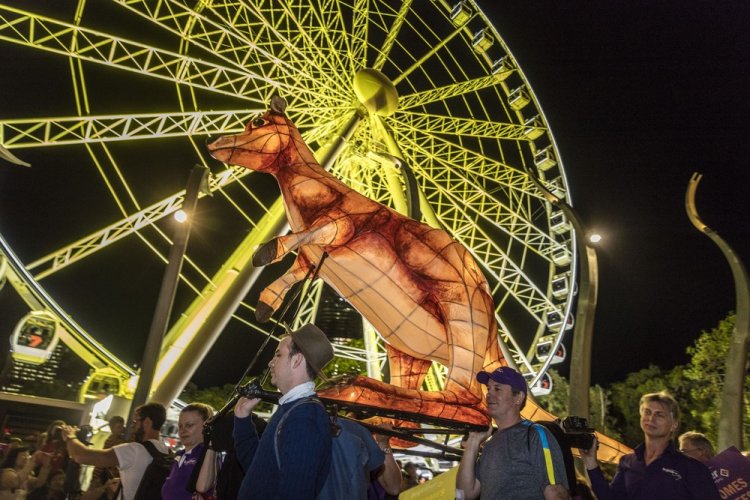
[0,0,577,399]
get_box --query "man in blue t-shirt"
[234,324,334,500]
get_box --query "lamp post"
[129,164,209,416]
[524,169,598,420]
[686,172,749,450]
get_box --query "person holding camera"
[456,367,570,500]
[161,403,214,500]
[61,402,170,500]
[233,324,334,500]
[580,391,719,499]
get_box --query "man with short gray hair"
[678,431,715,464]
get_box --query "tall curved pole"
[525,169,598,421]
[686,172,749,450]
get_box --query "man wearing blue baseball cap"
[456,367,570,499]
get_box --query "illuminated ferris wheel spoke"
[391,29,466,87]
[266,3,350,94]
[0,110,268,148]
[395,132,541,208]
[398,74,509,110]
[390,158,557,320]
[112,0,345,100]
[397,138,559,261]
[348,0,370,70]
[25,165,257,279]
[308,0,359,73]
[372,0,412,71]
[0,9,261,102]
[397,112,532,142]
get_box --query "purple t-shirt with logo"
[588,442,720,500]
[161,442,204,500]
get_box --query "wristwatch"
[381,447,392,454]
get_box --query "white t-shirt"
[113,439,169,500]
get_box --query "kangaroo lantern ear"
[270,95,287,116]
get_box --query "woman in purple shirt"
[162,403,214,500]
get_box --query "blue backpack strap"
[274,397,327,468]
[522,420,559,485]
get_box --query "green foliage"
[180,382,237,410]
[683,313,750,444]
[536,369,569,418]
[607,364,690,446]
[536,370,620,440]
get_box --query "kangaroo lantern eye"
[252,118,267,128]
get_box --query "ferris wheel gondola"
[10,310,61,365]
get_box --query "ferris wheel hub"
[353,69,399,117]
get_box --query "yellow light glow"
[589,233,602,243]
[174,210,187,223]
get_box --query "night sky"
[0,2,748,390]
[482,2,750,383]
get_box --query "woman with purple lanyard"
[162,403,214,500]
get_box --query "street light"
[128,164,209,420]
[523,168,598,427]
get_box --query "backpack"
[133,440,175,500]
[525,420,576,495]
[275,398,371,500]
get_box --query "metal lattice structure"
[0,0,577,398]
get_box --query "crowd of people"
[1,322,744,499]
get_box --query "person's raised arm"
[456,428,491,500]
[579,437,618,500]
[61,425,119,469]
[373,426,401,496]
[24,451,51,490]
[232,397,261,470]
[195,448,218,494]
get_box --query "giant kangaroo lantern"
[207,97,630,459]
[207,97,500,424]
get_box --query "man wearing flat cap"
[234,323,334,499]
[457,366,570,499]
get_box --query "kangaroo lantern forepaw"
[255,301,275,323]
[252,239,279,267]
